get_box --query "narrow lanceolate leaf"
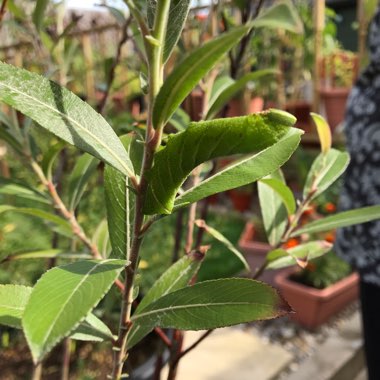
[32,0,49,31]
[258,171,288,247]
[127,251,205,348]
[41,141,66,181]
[195,219,249,271]
[0,205,72,236]
[70,313,114,342]
[145,110,297,215]
[0,126,23,153]
[104,135,138,260]
[152,25,250,129]
[175,129,302,208]
[311,113,331,154]
[291,206,380,237]
[163,0,191,62]
[0,285,32,328]
[68,153,98,211]
[0,62,134,177]
[2,249,92,262]
[92,219,111,258]
[303,149,349,201]
[0,177,50,204]
[259,178,296,216]
[266,241,332,270]
[23,259,127,363]
[206,69,277,120]
[251,0,304,34]
[131,279,291,332]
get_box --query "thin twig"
[32,362,43,380]
[0,0,8,25]
[155,328,172,348]
[172,330,214,367]
[61,338,71,380]
[98,17,132,114]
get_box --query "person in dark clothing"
[335,6,380,380]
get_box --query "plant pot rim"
[275,269,359,300]
[238,222,271,255]
[319,87,351,96]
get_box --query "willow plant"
[1,1,380,380]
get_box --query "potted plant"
[319,50,359,130]
[238,113,362,329]
[275,251,359,329]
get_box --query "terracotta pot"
[238,222,287,285]
[226,97,264,117]
[183,89,204,121]
[275,269,359,329]
[319,87,350,131]
[285,101,312,132]
[228,189,252,212]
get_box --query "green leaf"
[70,313,114,342]
[258,171,288,247]
[303,149,350,200]
[92,219,111,258]
[169,108,190,132]
[174,128,302,208]
[311,113,331,153]
[291,206,380,237]
[0,177,50,204]
[0,205,72,236]
[266,241,332,270]
[105,135,139,260]
[127,252,205,348]
[259,178,296,216]
[23,259,127,363]
[209,76,235,109]
[206,69,277,120]
[0,62,134,177]
[131,278,291,331]
[0,126,23,153]
[0,285,32,328]
[68,153,98,211]
[195,220,249,271]
[145,110,297,215]
[2,249,92,262]
[163,0,191,62]
[41,141,66,181]
[251,0,304,34]
[152,25,251,129]
[32,0,49,31]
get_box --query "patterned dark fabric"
[335,7,380,284]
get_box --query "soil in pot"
[275,253,359,329]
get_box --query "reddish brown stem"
[0,0,8,25]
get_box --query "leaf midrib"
[133,301,270,321]
[0,82,133,177]
[38,261,108,352]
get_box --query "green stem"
[110,2,171,378]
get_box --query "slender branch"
[111,2,171,378]
[155,327,172,348]
[32,362,43,380]
[0,0,8,25]
[98,17,132,114]
[230,0,265,79]
[61,338,71,380]
[29,159,102,259]
[123,0,149,37]
[171,330,214,369]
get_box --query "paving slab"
[285,311,364,380]
[162,327,293,380]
